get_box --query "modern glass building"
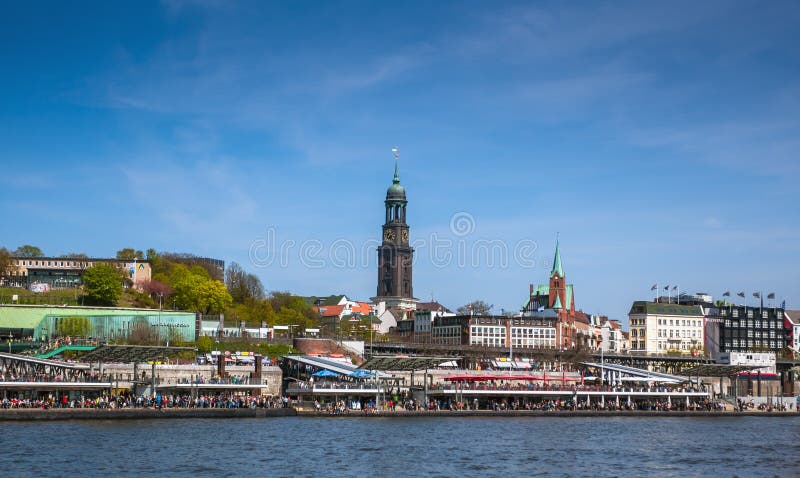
[0,305,196,342]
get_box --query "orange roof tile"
[314,305,344,317]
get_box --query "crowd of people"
[0,392,294,410]
[0,371,107,383]
[735,397,794,412]
[433,381,704,394]
[178,374,253,385]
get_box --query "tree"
[457,300,493,315]
[275,306,310,330]
[197,335,214,353]
[15,245,44,257]
[59,253,88,259]
[172,266,232,314]
[56,317,91,337]
[195,280,233,314]
[0,247,11,279]
[128,318,158,345]
[225,262,265,303]
[230,298,276,327]
[82,263,124,306]
[141,279,173,305]
[116,248,144,260]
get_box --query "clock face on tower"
[384,229,396,241]
[401,230,409,243]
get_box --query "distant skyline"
[1,1,799,321]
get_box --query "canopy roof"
[285,354,391,378]
[359,355,461,371]
[78,345,195,363]
[583,362,688,383]
[445,374,579,382]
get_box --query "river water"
[3,416,798,477]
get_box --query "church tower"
[374,148,417,311]
[548,239,574,312]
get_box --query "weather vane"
[392,147,399,162]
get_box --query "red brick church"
[522,241,593,349]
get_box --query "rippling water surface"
[3,416,798,477]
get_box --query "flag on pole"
[650,284,657,291]
[753,292,760,299]
[722,291,731,297]
[672,285,677,291]
[737,292,745,298]
[664,285,670,291]
[782,300,786,309]
[767,293,775,299]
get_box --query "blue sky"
[1,1,799,321]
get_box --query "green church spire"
[551,239,564,278]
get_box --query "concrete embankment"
[0,407,297,421]
[3,408,797,421]
[296,409,800,418]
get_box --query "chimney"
[529,284,534,296]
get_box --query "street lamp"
[157,292,163,345]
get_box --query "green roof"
[553,295,563,309]
[628,301,703,317]
[551,240,564,278]
[301,295,345,307]
[524,283,573,311]
[386,157,406,201]
[565,284,573,309]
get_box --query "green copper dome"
[386,158,406,201]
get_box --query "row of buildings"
[1,257,154,289]
[0,255,225,290]
[2,155,796,361]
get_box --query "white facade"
[599,320,626,354]
[717,351,776,373]
[373,301,399,334]
[510,326,556,348]
[629,302,705,355]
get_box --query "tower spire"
[392,147,400,183]
[551,235,564,278]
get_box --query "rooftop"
[629,301,704,317]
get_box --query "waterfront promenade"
[0,407,296,420]
[1,405,797,420]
